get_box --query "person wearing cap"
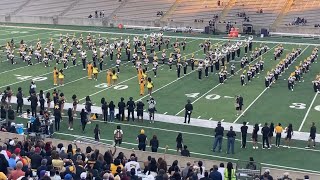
[184,99,193,124]
[260,169,273,180]
[137,129,147,151]
[80,172,87,180]
[118,97,125,121]
[127,97,136,121]
[30,147,43,169]
[213,122,224,152]
[136,100,145,122]
[124,154,141,174]
[64,174,73,180]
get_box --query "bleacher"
[167,0,225,23]
[114,0,176,21]
[0,0,28,15]
[15,0,74,17]
[280,0,320,27]
[222,0,286,26]
[63,0,122,18]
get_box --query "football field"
[1,24,320,173]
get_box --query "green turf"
[1,24,320,173]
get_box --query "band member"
[81,50,87,70]
[147,77,154,95]
[177,59,182,78]
[168,54,173,70]
[138,67,143,84]
[231,64,235,75]
[153,59,158,77]
[240,72,246,86]
[93,65,99,81]
[183,57,188,75]
[116,56,121,73]
[218,70,224,84]
[71,53,77,66]
[144,56,149,71]
[112,69,118,85]
[198,60,203,80]
[107,69,112,86]
[161,49,166,64]
[204,58,209,77]
[87,62,93,79]
[190,54,195,70]
[58,69,64,86]
[53,67,59,86]
[288,74,295,91]
[139,77,145,96]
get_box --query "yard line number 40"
[185,93,221,100]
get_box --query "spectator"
[181,162,191,179]
[0,106,6,120]
[150,135,159,152]
[224,162,236,180]
[217,163,225,180]
[246,157,257,170]
[181,145,190,157]
[145,158,157,176]
[124,154,140,174]
[137,129,147,151]
[195,161,205,179]
[260,169,273,180]
[37,159,48,177]
[8,161,25,180]
[0,145,11,161]
[50,169,61,180]
[110,159,123,175]
[200,171,210,180]
[213,121,224,152]
[168,160,179,175]
[209,165,222,180]
[31,147,43,169]
[7,106,14,121]
[8,154,16,169]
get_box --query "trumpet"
[150,32,155,38]
[248,35,253,41]
[143,34,148,39]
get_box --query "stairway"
[218,0,237,22]
[59,0,81,16]
[160,0,182,21]
[271,0,294,28]
[11,0,33,15]
[107,0,127,20]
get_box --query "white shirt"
[218,167,225,180]
[0,150,10,161]
[124,161,141,174]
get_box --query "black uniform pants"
[184,111,191,123]
[262,136,270,148]
[127,110,134,121]
[118,110,125,121]
[55,118,60,131]
[31,106,37,117]
[16,103,23,113]
[242,134,247,148]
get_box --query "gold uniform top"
[93,67,98,74]
[112,74,118,80]
[58,72,64,79]
[147,81,153,88]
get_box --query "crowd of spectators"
[88,10,105,19]
[156,11,164,17]
[286,17,307,26]
[236,12,250,22]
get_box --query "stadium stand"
[221,0,287,26]
[15,0,75,17]
[280,0,320,27]
[164,0,225,23]
[0,0,29,15]
[114,0,176,21]
[63,0,122,18]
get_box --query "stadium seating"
[15,0,74,17]
[166,0,225,23]
[280,0,320,26]
[0,0,29,15]
[114,0,176,21]
[64,0,122,18]
[221,0,286,26]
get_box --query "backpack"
[115,129,122,140]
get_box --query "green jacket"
[224,169,236,180]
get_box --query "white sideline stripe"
[233,45,310,123]
[175,44,279,116]
[56,131,320,173]
[298,92,318,131]
[197,116,201,119]
[3,25,320,46]
[163,112,167,114]
[82,39,200,102]
[209,118,212,120]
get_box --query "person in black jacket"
[213,121,224,152]
[54,105,61,131]
[149,135,159,152]
[101,98,108,122]
[85,96,92,121]
[136,100,145,122]
[127,97,135,121]
[80,109,87,133]
[118,97,125,121]
[261,123,270,149]
[241,122,248,148]
[226,126,236,154]
[67,108,74,130]
[184,99,193,124]
[7,105,15,121]
[16,87,23,114]
[28,93,38,117]
[0,106,6,120]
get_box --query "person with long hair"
[67,108,73,130]
[284,124,293,148]
[46,92,51,111]
[268,122,275,147]
[150,135,159,152]
[94,124,101,141]
[252,124,259,149]
[72,94,78,116]
[146,77,154,95]
[80,109,87,133]
[224,162,236,180]
[197,161,205,179]
[176,133,183,152]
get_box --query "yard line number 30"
[289,102,320,112]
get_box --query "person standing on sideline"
[114,125,123,146]
[54,105,61,131]
[268,123,275,147]
[184,100,193,123]
[80,109,87,133]
[241,122,248,148]
[127,97,135,121]
[261,123,270,149]
[94,124,100,141]
[118,97,125,121]
[306,122,316,149]
[16,87,23,115]
[284,124,293,148]
[275,123,283,148]
[147,97,156,123]
[252,124,259,149]
[67,108,74,130]
[176,133,183,152]
[137,129,147,151]
[149,135,159,152]
[213,122,224,152]
[101,98,108,122]
[109,101,115,122]
[226,126,236,154]
[136,100,145,122]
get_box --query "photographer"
[147,97,156,123]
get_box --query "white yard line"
[175,44,279,116]
[298,92,318,131]
[233,45,310,123]
[2,25,320,46]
